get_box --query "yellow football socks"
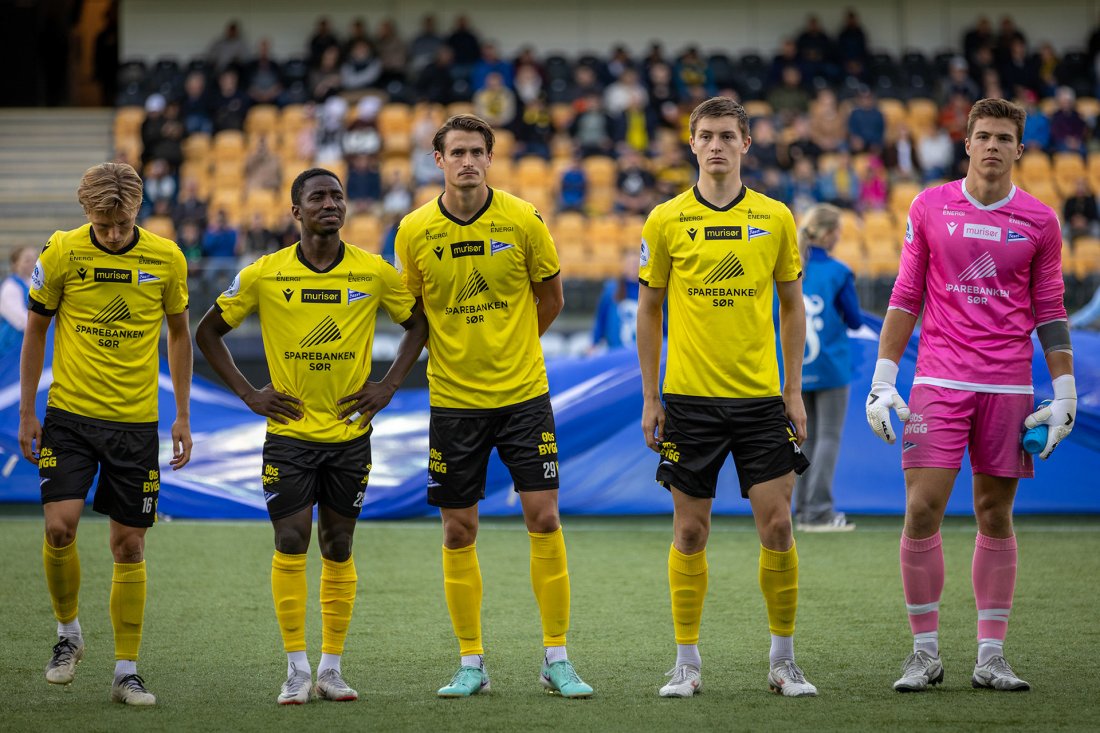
[442,543,483,656]
[759,542,799,636]
[110,561,146,661]
[529,528,570,647]
[43,537,80,624]
[271,551,308,653]
[320,556,357,656]
[668,545,708,645]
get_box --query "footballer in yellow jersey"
[403,115,592,699]
[19,162,193,706]
[636,99,816,699]
[196,168,428,704]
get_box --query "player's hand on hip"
[243,384,303,424]
[866,358,911,444]
[18,413,42,464]
[170,418,192,470]
[338,381,398,426]
[783,387,808,445]
[642,396,666,453]
[1023,374,1076,460]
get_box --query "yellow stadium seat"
[586,215,623,254]
[114,106,145,138]
[1076,97,1100,121]
[141,215,175,240]
[245,105,279,137]
[878,98,907,143]
[485,157,513,189]
[380,157,410,188]
[516,156,549,188]
[181,133,211,163]
[279,104,310,136]
[583,156,617,188]
[1017,150,1052,190]
[862,210,899,253]
[889,181,921,218]
[446,102,475,118]
[213,130,246,160]
[907,98,938,138]
[494,129,515,159]
[1052,152,1087,198]
[1023,179,1062,212]
[346,213,383,253]
[414,184,442,207]
[743,100,773,120]
[1073,237,1100,278]
[549,103,575,132]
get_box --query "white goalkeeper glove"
[1023,374,1076,460]
[866,358,911,444]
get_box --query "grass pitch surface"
[0,511,1097,732]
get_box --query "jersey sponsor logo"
[946,222,958,236]
[94,267,132,283]
[224,272,242,297]
[347,288,371,304]
[747,226,770,240]
[426,229,447,241]
[347,273,374,282]
[31,260,45,289]
[1008,215,1032,228]
[76,267,88,281]
[958,251,997,281]
[433,246,445,260]
[963,223,1002,242]
[282,288,293,302]
[1006,229,1028,243]
[747,209,771,220]
[137,270,160,284]
[490,239,514,255]
[299,315,342,347]
[489,221,514,233]
[138,255,165,265]
[533,209,544,223]
[301,288,341,304]
[942,205,966,217]
[69,252,92,261]
[456,269,490,302]
[275,271,301,282]
[704,226,742,240]
[686,227,698,240]
[451,240,485,258]
[640,239,650,266]
[92,294,131,323]
[703,252,745,284]
[679,212,703,222]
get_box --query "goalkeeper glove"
[866,358,911,444]
[1023,374,1076,460]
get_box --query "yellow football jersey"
[639,186,801,399]
[28,224,188,424]
[395,188,559,410]
[216,243,415,443]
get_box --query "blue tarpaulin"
[2,314,1097,518]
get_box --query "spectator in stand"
[762,166,792,202]
[307,17,340,70]
[202,209,238,282]
[411,108,446,186]
[836,10,869,71]
[246,38,284,106]
[343,18,371,58]
[275,213,300,248]
[447,15,482,80]
[140,93,167,166]
[570,65,604,103]
[652,141,694,202]
[1063,178,1100,242]
[244,137,281,195]
[1051,86,1088,155]
[642,41,669,73]
[963,16,995,67]
[917,126,955,182]
[343,96,383,157]
[143,98,184,170]
[768,65,811,123]
[938,91,972,155]
[140,158,177,220]
[558,151,587,213]
[409,14,443,78]
[471,42,514,92]
[211,70,250,133]
[1034,43,1060,99]
[968,44,997,90]
[937,57,980,105]
[514,62,544,107]
[417,45,458,105]
[778,115,821,171]
[309,45,343,102]
[847,86,885,154]
[176,220,204,278]
[980,67,1005,101]
[789,157,820,214]
[815,150,860,208]
[645,62,680,129]
[570,95,617,157]
[620,91,656,154]
[346,153,382,213]
[473,71,518,128]
[884,123,918,181]
[0,246,36,355]
[999,37,1038,98]
[742,116,779,190]
[809,88,847,153]
[315,96,348,164]
[615,147,656,215]
[173,178,208,233]
[375,19,407,86]
[672,46,714,97]
[607,45,635,81]
[515,95,553,159]
[857,155,888,212]
[209,20,249,74]
[341,39,383,92]
[796,14,836,81]
[605,68,648,117]
[1020,92,1051,151]
[590,250,642,353]
[237,212,280,267]
[770,39,805,86]
[181,72,213,135]
[996,15,1027,64]
[380,170,413,219]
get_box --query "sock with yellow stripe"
[110,561,146,662]
[43,537,81,637]
[669,544,708,667]
[443,543,483,656]
[759,542,799,665]
[320,556,358,665]
[271,550,308,675]
[529,528,571,650]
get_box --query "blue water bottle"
[1022,400,1051,454]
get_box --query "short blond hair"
[76,162,144,218]
[798,203,842,260]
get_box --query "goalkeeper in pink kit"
[866,99,1075,693]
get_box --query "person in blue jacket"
[0,246,36,355]
[590,250,640,352]
[795,204,862,531]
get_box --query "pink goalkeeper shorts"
[900,384,1034,479]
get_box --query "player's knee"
[675,521,710,553]
[274,525,310,555]
[321,533,353,563]
[523,505,560,534]
[759,513,793,548]
[44,520,76,549]
[110,535,144,563]
[442,519,477,548]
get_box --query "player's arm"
[194,306,303,424]
[338,302,429,426]
[17,311,51,463]
[637,283,666,452]
[165,310,193,470]
[532,275,564,335]
[776,277,807,444]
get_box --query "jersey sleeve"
[27,231,64,316]
[214,258,263,328]
[638,209,670,288]
[524,205,560,282]
[393,220,423,298]
[378,259,416,325]
[163,246,189,315]
[889,193,929,316]
[1031,213,1068,325]
[773,206,802,282]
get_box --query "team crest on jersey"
[747,226,770,240]
[137,270,159,284]
[490,239,514,255]
[282,288,293,301]
[433,246,445,260]
[31,260,45,290]
[686,227,698,240]
[1006,229,1028,243]
[640,239,650,266]
[347,288,371,304]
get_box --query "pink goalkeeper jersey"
[889,180,1066,393]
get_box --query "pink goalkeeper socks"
[973,533,1017,665]
[900,532,945,655]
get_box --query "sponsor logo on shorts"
[659,441,680,463]
[963,223,1001,242]
[451,240,484,258]
[429,448,447,474]
[705,226,742,240]
[704,253,745,284]
[263,490,279,503]
[301,288,341,304]
[94,267,132,283]
[38,447,57,469]
[903,441,918,452]
[262,464,280,486]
